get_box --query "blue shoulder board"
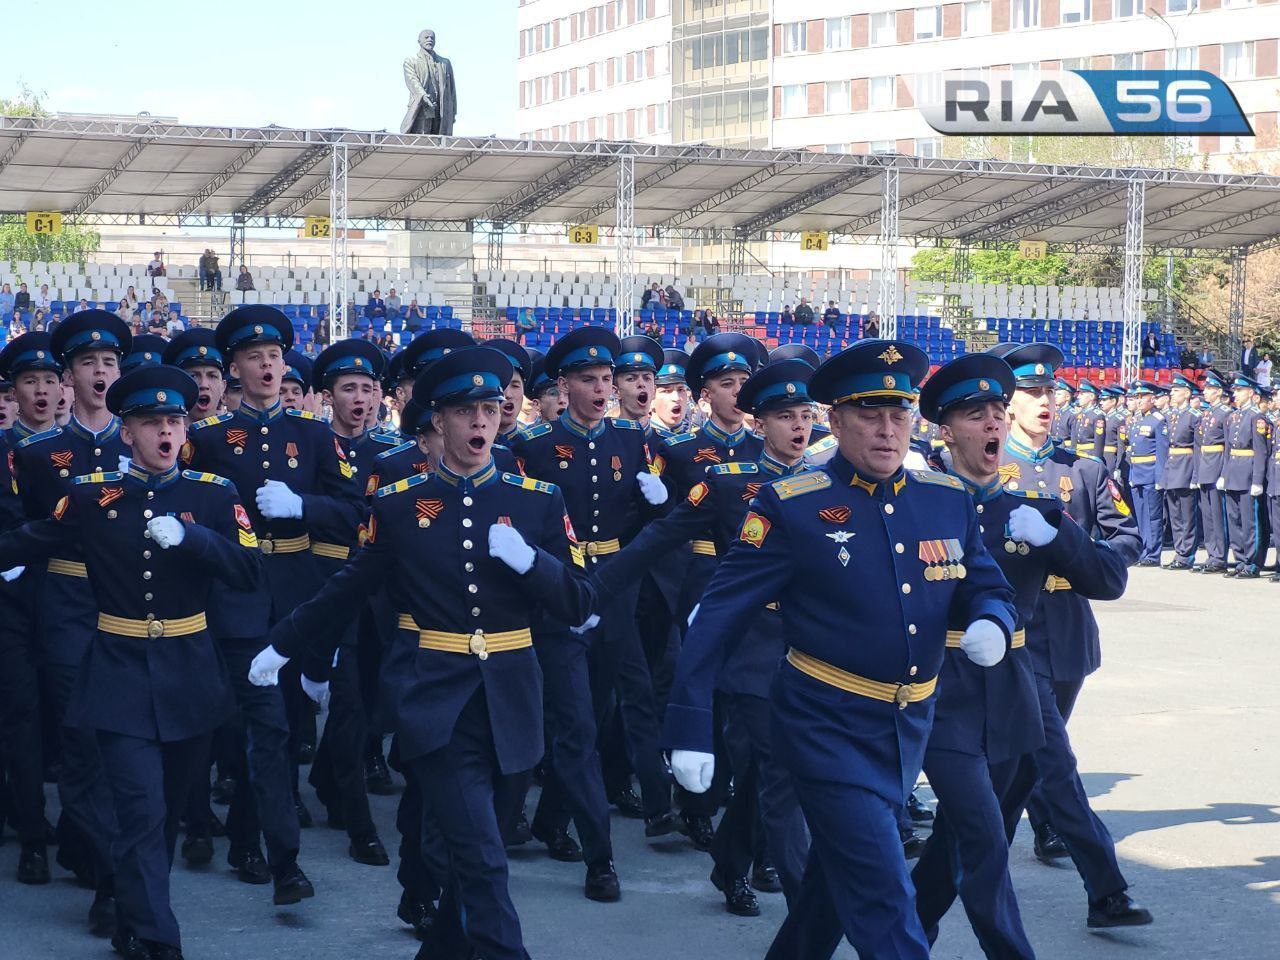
[181,470,231,487]
[376,472,432,498]
[72,470,123,485]
[15,427,63,448]
[608,418,643,430]
[909,469,965,491]
[376,440,416,461]
[709,461,759,476]
[1006,488,1059,501]
[805,435,837,457]
[517,422,553,442]
[771,472,831,500]
[662,431,697,448]
[192,412,233,430]
[286,408,323,422]
[369,430,401,446]
[502,472,557,495]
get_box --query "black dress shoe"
[148,944,184,960]
[901,831,926,859]
[1162,559,1193,570]
[751,862,782,893]
[680,812,715,851]
[1033,826,1070,863]
[504,810,532,847]
[1201,562,1226,574]
[272,863,315,905]
[88,890,116,937]
[211,777,235,805]
[227,844,271,885]
[397,892,436,941]
[1223,565,1241,578]
[365,753,396,796]
[294,798,313,829]
[350,836,390,866]
[17,845,51,884]
[111,930,152,960]
[1237,566,1261,579]
[584,860,621,902]
[181,833,213,866]
[609,787,645,819]
[711,868,760,917]
[208,811,227,838]
[1269,571,1280,582]
[533,825,583,862]
[644,811,679,838]
[1087,891,1154,928]
[906,792,934,823]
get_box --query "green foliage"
[0,82,48,117]
[0,220,102,264]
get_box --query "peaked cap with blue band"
[106,365,198,418]
[283,350,313,387]
[616,335,664,375]
[685,332,760,395]
[122,334,168,373]
[214,305,295,356]
[544,326,621,378]
[163,328,223,372]
[918,353,1015,424]
[400,328,476,378]
[482,338,533,384]
[50,309,131,363]
[985,342,1063,388]
[656,348,688,385]
[311,338,385,391]
[412,346,512,409]
[809,339,929,408]
[735,358,816,414]
[768,343,821,369]
[0,331,62,378]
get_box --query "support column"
[1120,179,1146,386]
[877,167,900,341]
[328,142,350,342]
[615,152,636,337]
[487,226,505,273]
[1228,250,1247,360]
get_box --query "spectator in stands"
[780,304,794,324]
[1142,329,1160,359]
[1257,353,1273,388]
[199,249,222,291]
[683,330,698,354]
[344,298,358,328]
[125,285,139,307]
[147,251,166,277]
[73,298,89,315]
[9,309,26,336]
[366,289,386,319]
[30,309,46,332]
[236,264,255,292]
[794,297,815,325]
[1198,344,1215,370]
[405,299,426,332]
[154,291,169,316]
[317,319,331,345]
[379,333,397,354]
[385,288,402,317]
[166,310,184,337]
[515,306,536,345]
[47,311,62,332]
[665,285,685,311]
[130,316,144,336]
[694,309,720,337]
[642,317,662,340]
[641,282,661,310]
[14,283,30,313]
[823,300,840,332]
[0,283,13,318]
[36,284,51,311]
[1241,337,1259,376]
[147,311,167,337]
[863,311,881,339]
[116,298,133,324]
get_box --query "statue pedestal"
[387,228,471,272]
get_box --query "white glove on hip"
[1251,484,1264,497]
[256,480,303,520]
[1,565,25,582]
[248,645,290,686]
[570,613,600,635]
[636,471,668,506]
[1007,504,1057,547]
[959,619,1006,667]
[1216,477,1226,491]
[670,749,715,794]
[301,675,330,712]
[147,516,185,549]
[489,523,535,574]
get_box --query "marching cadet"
[1266,389,1280,580]
[9,311,132,928]
[614,335,663,430]
[1069,380,1106,458]
[1221,374,1269,578]
[1161,374,1201,570]
[1051,377,1076,447]
[265,345,595,960]
[162,329,226,421]
[0,332,63,887]
[480,338,531,449]
[0,374,16,430]
[122,334,168,373]
[1194,371,1231,572]
[1126,382,1169,567]
[1100,386,1127,477]
[183,305,363,904]
[990,343,1152,928]
[0,364,262,960]
[651,349,691,434]
[665,339,1016,960]
[912,354,1131,957]
[280,350,313,412]
[526,352,567,424]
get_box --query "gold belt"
[786,648,936,709]
[1169,447,1193,455]
[1200,444,1224,453]
[97,612,207,639]
[48,558,88,577]
[310,541,350,560]
[397,614,532,661]
[691,539,717,557]
[1230,449,1255,457]
[1103,445,1117,453]
[946,629,1025,649]
[1075,443,1096,452]
[258,533,310,555]
[1131,455,1157,464]
[582,538,620,557]
[765,601,779,611]
[1044,576,1072,593]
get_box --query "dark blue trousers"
[1225,490,1261,568]
[1198,486,1228,564]
[97,731,210,949]
[309,641,377,843]
[764,779,930,960]
[0,592,45,847]
[1025,677,1080,838]
[394,751,445,907]
[1164,488,1198,562]
[532,632,613,866]
[1131,483,1164,563]
[913,749,1035,959]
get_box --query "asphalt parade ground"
[1,564,1277,959]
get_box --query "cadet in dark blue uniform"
[1194,371,1231,572]
[1221,374,1269,578]
[666,340,1017,960]
[1162,374,1201,569]
[1125,381,1169,566]
[1051,377,1076,448]
[268,346,595,960]
[649,349,691,435]
[482,338,530,449]
[162,328,226,421]
[1069,380,1106,458]
[121,334,168,373]
[1266,392,1280,580]
[280,349,314,412]
[1100,386,1127,477]
[0,364,262,960]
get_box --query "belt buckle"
[585,541,599,557]
[894,683,911,710]
[469,630,488,661]
[259,538,275,555]
[147,619,165,639]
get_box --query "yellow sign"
[26,211,62,235]
[568,224,599,245]
[303,216,332,239]
[1019,240,1048,260]
[800,231,829,252]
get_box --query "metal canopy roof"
[2,115,1280,255]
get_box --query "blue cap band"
[936,376,1007,411]
[284,366,305,384]
[61,328,123,356]
[1012,361,1056,381]
[432,371,504,403]
[174,344,223,368]
[616,351,657,372]
[228,323,285,350]
[753,380,813,407]
[8,348,60,373]
[701,351,752,377]
[658,363,685,379]
[120,387,188,415]
[830,371,915,405]
[558,344,614,369]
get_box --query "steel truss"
[878,168,900,340]
[615,154,636,337]
[329,143,350,340]
[1120,181,1146,385]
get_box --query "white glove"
[117,454,132,473]
[488,523,535,574]
[1,565,24,582]
[248,645,290,686]
[670,749,715,794]
[959,619,1006,667]
[570,613,600,635]
[1216,477,1225,491]
[301,675,330,711]
[636,471,668,506]
[687,602,700,628]
[146,516,185,549]
[1008,505,1057,547]
[256,479,303,520]
[1155,483,1164,492]
[1251,484,1264,497]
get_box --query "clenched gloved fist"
[636,472,668,506]
[959,619,1005,667]
[670,750,715,793]
[571,614,600,635]
[256,480,303,520]
[147,516,185,549]
[301,675,330,712]
[1007,504,1056,548]
[1251,484,1264,498]
[1216,477,1226,491]
[1,566,25,582]
[489,523,535,574]
[248,645,290,686]
[118,454,132,474]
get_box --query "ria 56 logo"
[920,70,1252,136]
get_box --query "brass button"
[590,458,598,466]
[895,543,904,553]
[143,509,153,519]
[260,426,269,434]
[884,504,894,515]
[908,623,917,635]
[94,447,101,456]
[901,583,910,594]
[462,518,472,528]
[591,525,599,533]
[143,529,151,539]
[147,620,165,639]
[975,504,983,514]
[145,613,155,621]
[463,496,473,506]
[592,493,599,500]
[591,475,598,483]
[588,442,596,450]
[909,665,918,677]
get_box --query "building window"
[1061,0,1091,23]
[1113,0,1144,16]
[869,140,897,155]
[871,11,895,46]
[914,72,944,107]
[781,84,807,117]
[614,57,626,84]
[655,102,669,133]
[542,22,553,47]
[1112,52,1140,70]
[1166,0,1196,11]
[1223,0,1252,7]
[917,137,943,158]
[633,50,646,77]
[963,1,991,34]
[1061,57,1088,72]
[1010,61,1040,94]
[915,6,943,40]
[1222,41,1254,80]
[1012,0,1039,29]
[1167,47,1198,71]
[782,22,807,54]
[825,16,852,50]
[825,143,851,154]
[870,76,895,110]
[826,80,851,113]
